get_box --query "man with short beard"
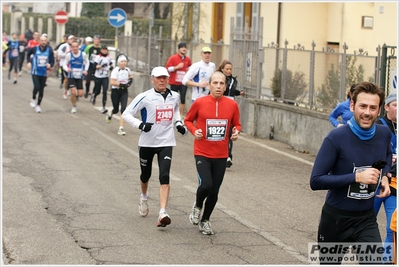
[310,82,392,264]
[27,35,55,113]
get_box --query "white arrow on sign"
[109,13,125,22]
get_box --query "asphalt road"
[2,70,388,265]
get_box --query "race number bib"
[12,49,19,57]
[72,68,83,78]
[175,71,186,82]
[206,119,227,141]
[90,50,98,62]
[347,165,381,199]
[155,104,174,124]
[38,56,47,67]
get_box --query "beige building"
[172,2,397,56]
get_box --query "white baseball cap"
[151,66,170,77]
[85,36,93,42]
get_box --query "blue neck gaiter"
[347,116,376,140]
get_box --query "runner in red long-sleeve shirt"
[184,71,241,235]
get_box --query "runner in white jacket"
[122,66,187,228]
[182,46,215,102]
[57,35,74,98]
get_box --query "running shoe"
[226,157,233,168]
[101,107,108,114]
[106,111,112,123]
[199,220,214,235]
[84,91,88,98]
[90,95,96,105]
[138,199,149,217]
[18,71,22,77]
[118,127,126,136]
[63,91,68,99]
[67,90,71,96]
[13,80,17,84]
[189,202,202,225]
[157,211,171,227]
[71,107,77,114]
[30,99,37,108]
[59,83,63,89]
[35,105,42,113]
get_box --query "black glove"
[109,66,113,71]
[177,125,187,135]
[368,159,388,193]
[139,122,154,132]
[372,160,387,170]
[176,121,187,135]
[101,63,108,68]
[127,78,133,87]
[388,161,396,176]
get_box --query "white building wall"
[198,2,212,43]
[326,3,343,44]
[69,2,82,17]
[260,3,279,46]
[279,3,329,50]
[371,2,397,49]
[32,3,64,14]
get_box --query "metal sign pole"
[115,27,118,49]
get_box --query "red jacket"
[184,95,241,158]
[165,53,192,85]
[27,39,40,49]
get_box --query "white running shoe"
[189,202,202,225]
[30,99,37,108]
[71,107,77,114]
[118,127,126,136]
[63,91,68,99]
[199,220,214,235]
[157,211,171,227]
[35,105,42,113]
[67,90,71,96]
[138,199,149,217]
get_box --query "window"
[236,3,260,33]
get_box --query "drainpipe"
[275,3,282,72]
[277,3,281,47]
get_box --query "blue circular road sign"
[108,8,127,28]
